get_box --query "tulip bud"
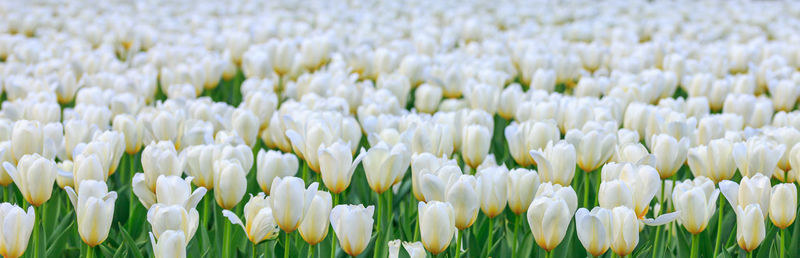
[270,176,318,232]
[141,141,183,191]
[610,206,639,256]
[477,166,508,218]
[261,113,293,153]
[214,144,254,173]
[65,180,117,247]
[183,144,216,189]
[222,193,279,244]
[93,131,125,176]
[65,119,97,160]
[362,142,410,194]
[330,204,374,257]
[149,230,187,258]
[256,150,298,194]
[299,191,332,245]
[414,84,442,114]
[507,168,540,214]
[232,108,259,148]
[575,207,613,257]
[419,165,461,202]
[446,175,480,230]
[3,154,57,206]
[528,195,573,251]
[318,142,364,194]
[411,153,457,201]
[735,204,766,252]
[498,84,523,120]
[0,142,13,186]
[154,175,206,210]
[177,119,213,150]
[672,177,719,234]
[769,184,797,229]
[73,153,106,189]
[530,140,577,186]
[650,134,690,179]
[242,91,278,130]
[506,120,560,167]
[418,201,455,255]
[0,203,34,258]
[146,204,199,241]
[461,125,491,169]
[410,123,455,158]
[213,159,247,210]
[688,138,737,183]
[601,163,660,218]
[11,120,44,162]
[56,160,74,189]
[403,241,427,258]
[145,111,179,144]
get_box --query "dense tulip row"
[2,0,800,258]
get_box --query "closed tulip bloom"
[73,154,106,189]
[414,84,443,114]
[10,120,44,162]
[149,230,187,258]
[735,204,766,252]
[65,180,117,247]
[0,142,13,186]
[232,108,259,148]
[535,182,579,215]
[270,176,318,232]
[141,141,183,191]
[222,193,280,244]
[362,142,410,194]
[688,138,737,183]
[565,126,616,172]
[507,168,540,214]
[403,241,427,258]
[720,174,772,217]
[610,206,639,257]
[419,165,462,202]
[65,119,97,160]
[575,207,613,257]
[3,154,57,206]
[146,204,199,241]
[601,163,660,218]
[213,159,247,210]
[183,144,217,189]
[528,195,573,251]
[769,184,797,229]
[732,138,785,178]
[498,84,523,120]
[530,140,577,186]
[330,204,374,257]
[418,201,456,255]
[477,166,508,218]
[791,144,800,183]
[256,150,299,194]
[446,175,480,230]
[672,177,719,234]
[599,179,634,210]
[388,239,401,258]
[155,175,206,210]
[214,144,254,173]
[411,153,457,201]
[506,120,560,167]
[0,203,34,258]
[462,125,491,169]
[318,141,364,194]
[650,134,690,179]
[410,123,455,158]
[56,160,74,189]
[299,191,332,245]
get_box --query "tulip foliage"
[5,1,800,258]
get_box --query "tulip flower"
[318,141,364,194]
[330,204,374,257]
[133,175,206,209]
[214,144,254,172]
[410,123,455,158]
[411,153,457,201]
[10,120,44,162]
[299,191,332,246]
[476,165,508,218]
[213,159,248,210]
[507,168,540,215]
[610,206,639,257]
[362,142,410,194]
[530,140,577,186]
[403,241,427,258]
[141,141,183,192]
[222,193,280,244]
[672,177,720,234]
[446,175,480,230]
[0,203,34,258]
[720,174,771,217]
[650,134,690,179]
[506,120,560,167]
[183,144,217,189]
[732,138,785,178]
[565,124,616,172]
[419,165,462,202]
[418,201,456,255]
[256,150,299,194]
[461,124,491,169]
[735,204,766,253]
[415,83,443,114]
[112,114,144,154]
[688,138,737,183]
[528,195,573,252]
[770,183,797,229]
[2,153,57,206]
[149,230,187,258]
[270,176,318,232]
[575,207,613,257]
[65,180,117,247]
[600,162,660,218]
[146,204,199,241]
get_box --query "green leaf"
[118,223,145,258]
[45,210,75,257]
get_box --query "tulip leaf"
[45,211,74,258]
[118,223,145,258]
[755,224,777,258]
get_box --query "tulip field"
[5,0,800,257]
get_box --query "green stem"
[308,244,314,258]
[746,251,752,258]
[455,229,462,258]
[713,197,725,256]
[284,232,291,258]
[253,242,258,258]
[690,233,699,258]
[33,205,40,258]
[203,192,212,229]
[512,216,520,257]
[302,162,309,185]
[652,180,665,258]
[331,194,338,258]
[594,170,601,207]
[223,215,232,258]
[781,228,786,258]
[582,171,590,208]
[86,245,95,258]
[374,193,383,258]
[486,217,494,257]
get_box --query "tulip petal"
[643,211,680,226]
[718,180,739,208]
